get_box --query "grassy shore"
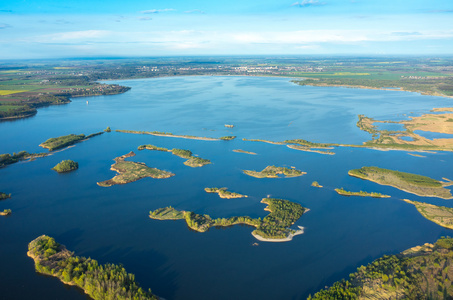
[40,132,103,151]
[349,166,452,199]
[404,199,453,229]
[139,144,211,167]
[335,187,390,198]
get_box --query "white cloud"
[141,9,175,14]
[291,0,326,7]
[184,9,206,14]
[36,30,112,42]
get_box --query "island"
[138,144,211,167]
[243,165,306,178]
[40,132,104,151]
[349,166,453,199]
[116,129,220,141]
[97,151,174,187]
[149,198,307,242]
[0,192,11,200]
[311,181,323,188]
[232,149,257,155]
[0,209,11,216]
[243,138,337,153]
[0,151,48,168]
[404,199,453,229]
[204,187,248,199]
[287,144,335,155]
[27,235,157,300]
[220,136,236,141]
[335,188,390,198]
[309,237,453,299]
[52,160,78,173]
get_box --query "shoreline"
[252,226,305,242]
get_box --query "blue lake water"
[414,130,453,140]
[1,76,453,300]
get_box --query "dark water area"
[1,76,453,300]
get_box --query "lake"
[1,76,453,300]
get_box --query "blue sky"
[1,0,453,59]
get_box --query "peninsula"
[138,144,211,167]
[243,165,305,178]
[149,198,307,242]
[0,151,48,168]
[404,199,453,229]
[40,132,103,151]
[310,237,453,299]
[27,235,157,300]
[204,187,248,199]
[97,151,174,187]
[335,188,390,198]
[349,166,453,199]
[52,160,78,173]
[117,129,220,141]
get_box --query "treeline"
[28,235,157,300]
[0,151,47,168]
[52,160,78,173]
[40,132,103,151]
[244,165,305,178]
[335,188,390,198]
[310,237,453,299]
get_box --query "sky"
[1,0,453,59]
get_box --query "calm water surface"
[1,76,453,300]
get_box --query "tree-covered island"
[27,235,157,300]
[309,237,453,299]
[204,187,248,199]
[0,151,48,168]
[335,188,391,198]
[138,144,211,167]
[97,151,174,187]
[149,198,307,242]
[311,181,323,188]
[0,209,11,216]
[52,160,78,173]
[243,165,306,178]
[40,132,104,151]
[0,192,11,200]
[349,166,453,199]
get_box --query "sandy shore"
[252,226,305,243]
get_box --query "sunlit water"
[1,76,453,300]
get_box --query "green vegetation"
[404,200,453,229]
[220,136,236,141]
[150,198,306,241]
[39,134,84,151]
[349,166,452,199]
[138,144,211,167]
[137,144,169,152]
[204,187,248,199]
[97,152,174,187]
[311,181,322,188]
[285,139,337,148]
[232,149,257,155]
[52,160,78,173]
[28,235,157,300]
[104,126,111,132]
[0,151,48,168]
[0,192,11,200]
[310,237,453,299]
[0,209,11,216]
[335,188,390,198]
[243,165,306,178]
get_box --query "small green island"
[220,136,236,141]
[404,199,453,229]
[0,192,11,200]
[335,187,390,198]
[0,151,48,168]
[0,209,11,216]
[28,235,157,300]
[97,151,174,187]
[311,181,323,188]
[40,132,104,151]
[52,160,78,173]
[349,166,453,199]
[309,237,453,299]
[138,144,211,167]
[149,198,307,242]
[232,149,257,155]
[204,187,248,199]
[243,165,306,178]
